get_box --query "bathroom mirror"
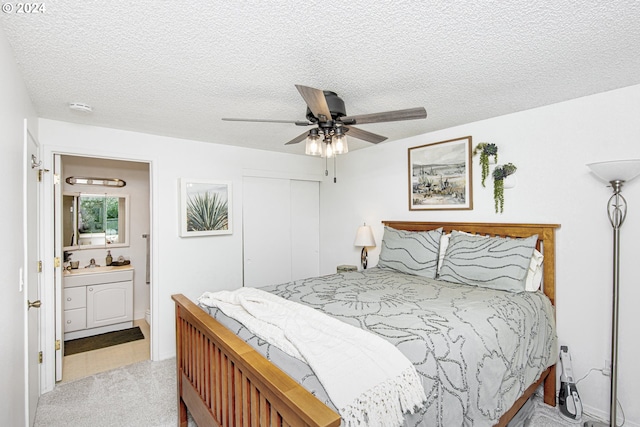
[63,193,130,250]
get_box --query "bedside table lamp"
[585,159,640,427]
[354,224,376,269]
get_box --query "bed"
[172,221,559,426]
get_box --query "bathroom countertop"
[63,265,133,276]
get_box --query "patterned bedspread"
[200,268,557,426]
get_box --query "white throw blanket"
[198,288,426,427]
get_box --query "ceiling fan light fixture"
[305,129,322,156]
[322,140,335,158]
[333,128,348,155]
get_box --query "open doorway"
[55,155,151,383]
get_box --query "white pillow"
[525,249,544,292]
[437,233,451,273]
[437,231,544,292]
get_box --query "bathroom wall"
[61,155,151,320]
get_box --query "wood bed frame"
[172,221,560,427]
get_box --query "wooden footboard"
[172,293,341,427]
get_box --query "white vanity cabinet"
[63,267,134,340]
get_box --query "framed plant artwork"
[408,136,473,210]
[180,179,232,236]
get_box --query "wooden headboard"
[381,221,560,306]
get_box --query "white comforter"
[198,287,426,427]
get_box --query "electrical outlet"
[603,360,611,376]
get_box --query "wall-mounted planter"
[503,174,517,189]
[473,143,498,187]
[493,163,517,213]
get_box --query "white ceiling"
[2,1,640,154]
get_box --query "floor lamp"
[584,159,640,427]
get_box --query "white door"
[243,177,292,287]
[24,126,41,426]
[53,154,64,381]
[290,180,319,281]
[243,177,319,287]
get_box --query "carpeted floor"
[34,358,593,427]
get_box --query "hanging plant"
[472,143,498,187]
[492,163,517,213]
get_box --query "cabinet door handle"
[88,288,93,292]
[66,320,71,324]
[67,297,72,301]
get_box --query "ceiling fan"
[222,85,427,156]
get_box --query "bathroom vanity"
[63,265,134,341]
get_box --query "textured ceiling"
[2,1,640,154]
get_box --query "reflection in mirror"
[63,193,129,250]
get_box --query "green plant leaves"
[186,192,228,231]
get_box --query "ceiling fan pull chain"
[325,155,329,177]
[334,155,337,183]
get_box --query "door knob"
[27,300,41,310]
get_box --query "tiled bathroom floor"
[61,319,150,383]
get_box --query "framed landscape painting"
[408,136,473,210]
[180,179,232,236]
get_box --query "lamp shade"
[333,127,349,155]
[587,159,640,183]
[354,225,376,247]
[305,129,322,156]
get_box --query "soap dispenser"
[106,250,113,266]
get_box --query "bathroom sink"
[64,265,133,276]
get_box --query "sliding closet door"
[243,177,319,288]
[290,180,319,281]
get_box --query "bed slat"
[173,294,341,427]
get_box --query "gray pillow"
[377,226,443,278]
[438,231,537,292]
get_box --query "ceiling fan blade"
[341,107,427,125]
[284,131,310,145]
[222,117,312,126]
[295,85,333,122]
[344,126,388,144]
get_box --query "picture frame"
[180,179,232,236]
[408,136,473,210]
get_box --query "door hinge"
[54,257,61,268]
[53,173,60,185]
[37,260,43,273]
[38,351,43,364]
[55,340,61,351]
[37,168,50,182]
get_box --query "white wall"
[0,27,37,427]
[320,84,640,425]
[39,119,323,365]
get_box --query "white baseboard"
[582,404,639,427]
